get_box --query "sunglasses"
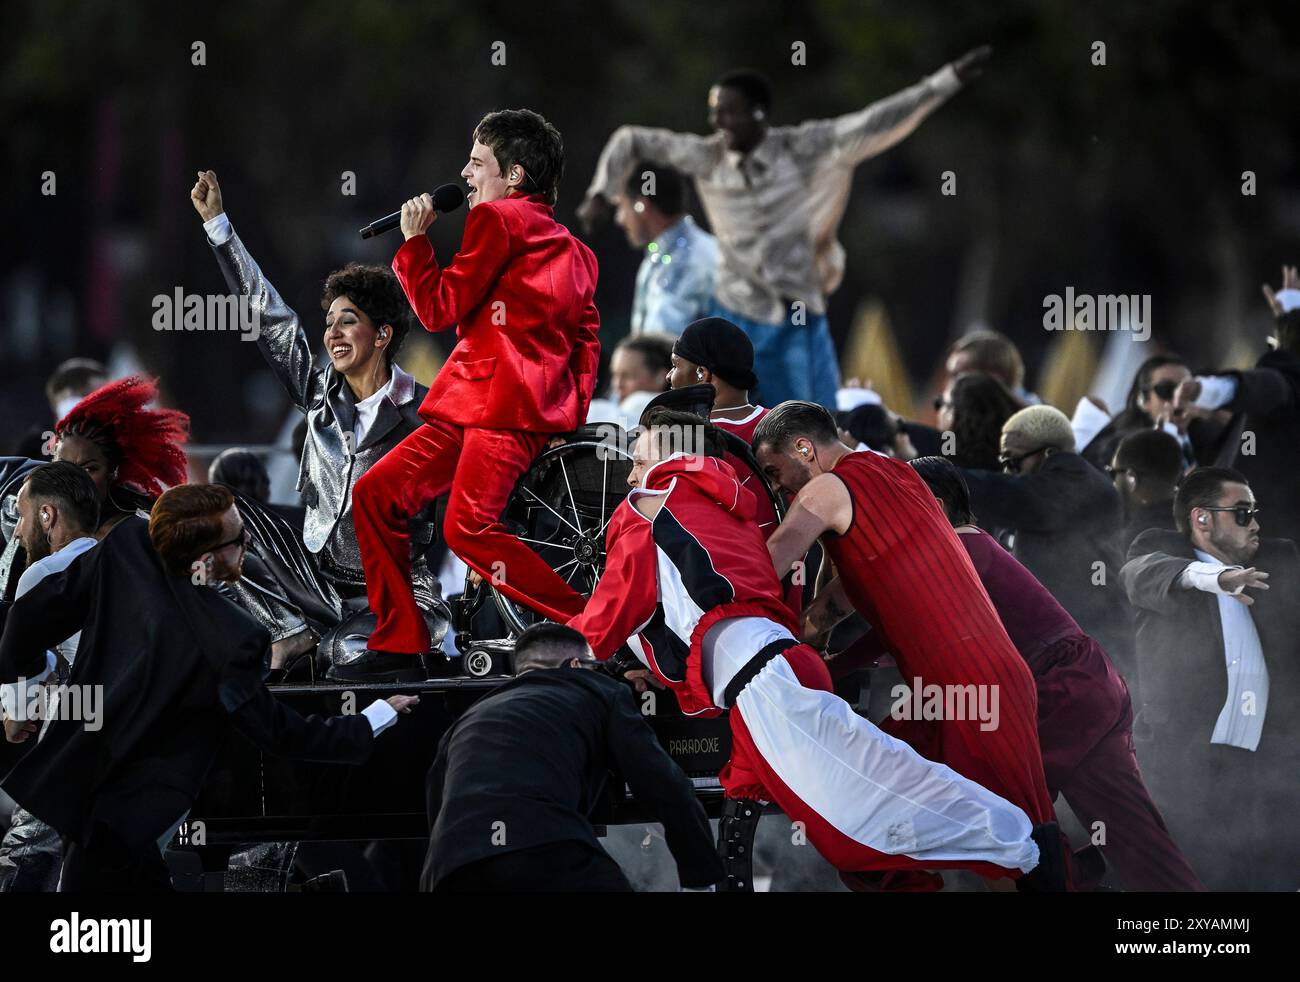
[1200,505,1261,528]
[210,526,251,553]
[1142,380,1179,401]
[1104,465,1135,478]
[999,448,1046,474]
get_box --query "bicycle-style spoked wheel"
[485,428,633,637]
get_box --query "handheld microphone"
[359,184,465,239]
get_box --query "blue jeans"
[708,300,840,409]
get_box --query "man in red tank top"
[755,402,1058,837]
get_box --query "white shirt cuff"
[1193,375,1237,410]
[1179,561,1243,596]
[361,698,399,736]
[931,64,962,96]
[0,653,57,720]
[1275,288,1300,313]
[204,213,233,247]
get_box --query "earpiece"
[1198,515,1207,525]
[799,447,810,457]
[696,369,704,381]
[40,509,51,526]
[378,329,387,339]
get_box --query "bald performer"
[958,406,1132,683]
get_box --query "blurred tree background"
[2,0,1298,449]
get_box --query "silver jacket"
[210,229,435,592]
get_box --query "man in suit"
[422,623,722,892]
[1175,307,1300,545]
[1120,467,1300,890]
[1110,429,1183,556]
[0,484,417,891]
[0,463,101,891]
[352,109,602,678]
[958,405,1133,684]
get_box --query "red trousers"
[352,417,587,653]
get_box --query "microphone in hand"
[360,184,465,239]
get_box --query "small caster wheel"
[464,648,495,678]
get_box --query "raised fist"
[953,45,993,84]
[190,169,224,222]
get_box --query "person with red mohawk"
[50,375,190,537]
[0,376,189,602]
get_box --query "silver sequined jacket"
[210,228,435,591]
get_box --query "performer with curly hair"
[190,170,437,606]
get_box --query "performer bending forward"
[569,410,1055,888]
[352,109,601,678]
[754,402,1058,833]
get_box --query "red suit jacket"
[392,192,601,433]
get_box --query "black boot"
[1016,821,1068,892]
[325,648,426,683]
[717,798,763,892]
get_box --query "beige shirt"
[587,64,962,324]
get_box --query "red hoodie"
[568,454,798,716]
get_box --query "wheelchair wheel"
[487,428,634,637]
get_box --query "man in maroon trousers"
[909,455,1205,891]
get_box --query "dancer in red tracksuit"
[755,402,1058,832]
[569,410,1051,887]
[348,110,601,679]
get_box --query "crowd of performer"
[2,50,1299,893]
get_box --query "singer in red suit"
[347,110,601,680]
[754,402,1059,835]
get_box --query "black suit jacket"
[1120,528,1300,758]
[1081,409,1219,473]
[421,667,723,890]
[1206,348,1300,544]
[1119,498,1178,557]
[0,517,373,848]
[960,452,1131,674]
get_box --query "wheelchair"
[448,414,785,678]
[448,423,635,675]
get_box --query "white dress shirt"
[352,374,395,447]
[0,536,98,727]
[1179,550,1269,750]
